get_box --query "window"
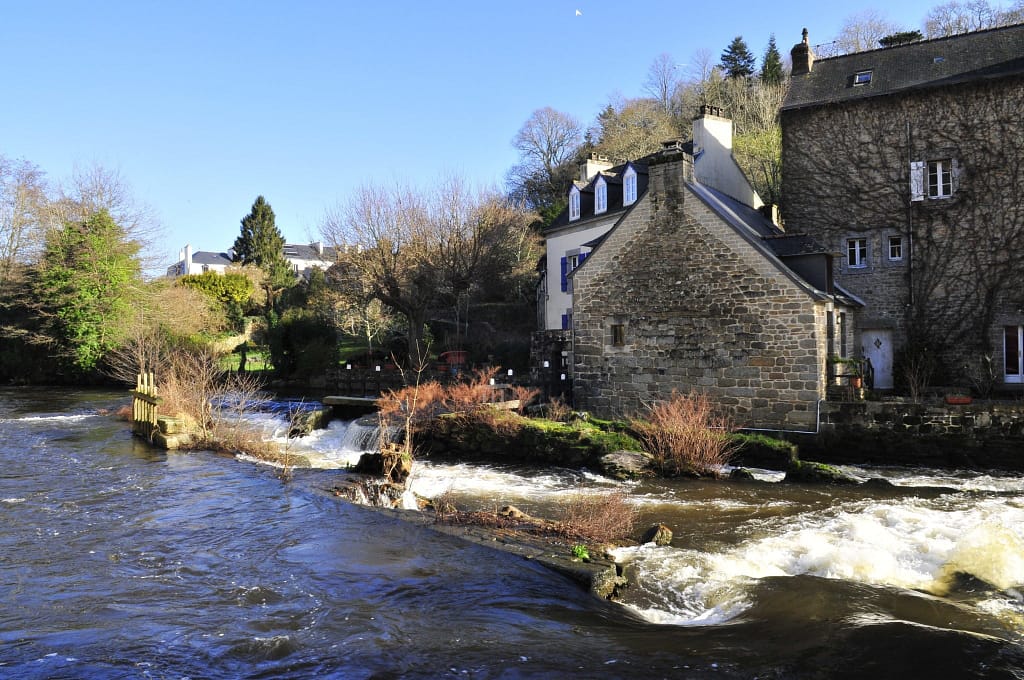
[623,167,637,205]
[928,159,953,198]
[847,238,868,268]
[853,70,872,86]
[594,177,607,214]
[1006,325,1023,383]
[569,187,580,221]
[567,254,579,270]
[888,235,904,261]
[611,324,625,347]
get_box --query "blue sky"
[1,0,942,269]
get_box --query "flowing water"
[2,387,1023,679]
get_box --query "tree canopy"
[35,209,142,373]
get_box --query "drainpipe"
[906,120,916,310]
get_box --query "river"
[1,387,1022,679]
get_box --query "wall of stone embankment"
[793,401,1024,471]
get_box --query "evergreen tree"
[36,209,142,373]
[720,36,756,79]
[233,196,287,269]
[760,35,784,85]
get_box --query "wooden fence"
[130,372,160,439]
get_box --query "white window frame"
[569,187,580,221]
[853,70,872,86]
[623,167,637,205]
[1006,325,1023,384]
[847,238,868,269]
[594,176,607,214]
[887,235,904,261]
[928,159,953,199]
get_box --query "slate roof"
[192,251,233,267]
[282,243,338,263]
[545,157,657,232]
[762,233,831,257]
[784,22,1024,110]
[687,183,831,300]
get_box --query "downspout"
[906,121,916,310]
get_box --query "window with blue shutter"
[560,256,568,292]
[561,313,569,330]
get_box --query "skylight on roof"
[853,70,873,86]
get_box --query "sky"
[1,0,944,271]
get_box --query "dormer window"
[569,186,580,221]
[623,166,637,205]
[595,176,607,214]
[853,70,872,86]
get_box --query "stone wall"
[799,400,1024,470]
[571,151,828,427]
[782,76,1024,385]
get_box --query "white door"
[862,329,893,389]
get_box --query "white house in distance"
[166,244,233,277]
[166,241,339,279]
[538,105,767,332]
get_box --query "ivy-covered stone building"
[781,24,1024,393]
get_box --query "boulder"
[729,467,756,481]
[641,523,673,546]
[783,460,859,485]
[599,450,655,480]
[499,505,529,520]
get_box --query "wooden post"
[130,371,161,440]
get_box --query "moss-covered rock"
[784,459,860,485]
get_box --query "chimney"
[184,244,193,274]
[579,153,614,182]
[311,240,323,256]
[790,28,815,76]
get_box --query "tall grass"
[631,390,739,477]
[559,489,637,544]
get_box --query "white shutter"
[951,158,961,193]
[910,161,925,202]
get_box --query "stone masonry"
[571,148,833,428]
[782,35,1024,390]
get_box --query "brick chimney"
[790,28,815,76]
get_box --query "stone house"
[567,139,857,427]
[781,24,1024,392]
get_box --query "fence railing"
[130,372,160,439]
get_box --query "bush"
[631,390,739,477]
[559,489,637,544]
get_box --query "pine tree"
[760,35,784,85]
[233,195,294,304]
[233,195,285,269]
[720,36,756,79]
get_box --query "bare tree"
[835,10,900,54]
[0,156,48,283]
[321,180,534,363]
[49,163,164,271]
[924,0,1010,36]
[506,108,583,212]
[644,53,683,114]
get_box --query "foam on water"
[2,414,97,423]
[615,495,1024,626]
